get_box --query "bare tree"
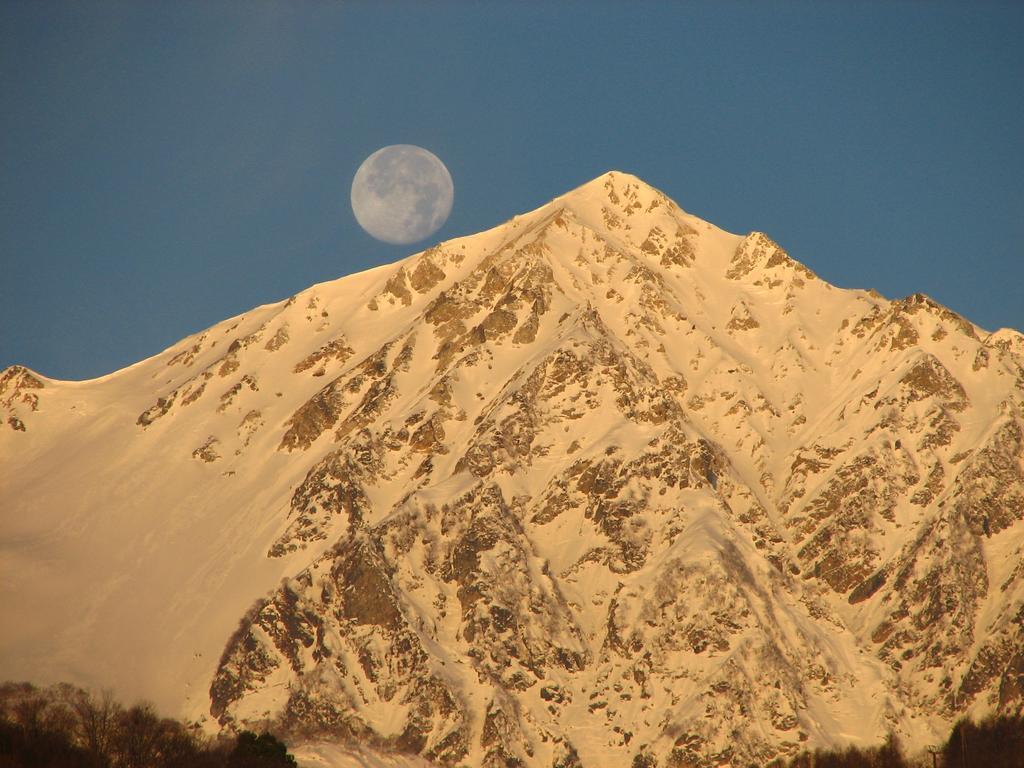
[112,703,164,768]
[70,688,120,761]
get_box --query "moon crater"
[350,145,454,245]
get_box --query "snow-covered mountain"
[2,172,1022,767]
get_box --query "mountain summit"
[2,172,1023,767]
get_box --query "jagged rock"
[192,436,221,462]
[4,172,1024,768]
[265,323,290,351]
[137,393,176,426]
[293,336,354,374]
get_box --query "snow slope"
[2,172,1023,767]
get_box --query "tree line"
[767,714,1024,768]
[0,682,296,768]
[3,680,1020,767]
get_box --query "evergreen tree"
[226,730,298,768]
[942,714,1024,768]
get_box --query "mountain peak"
[554,170,676,217]
[563,169,648,193]
[3,172,1024,768]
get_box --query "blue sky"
[2,1,1022,380]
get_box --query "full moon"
[350,145,454,245]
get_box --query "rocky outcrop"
[0,365,44,431]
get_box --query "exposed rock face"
[0,365,45,430]
[202,175,1024,765]
[2,172,1023,768]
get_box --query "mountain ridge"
[2,171,1022,767]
